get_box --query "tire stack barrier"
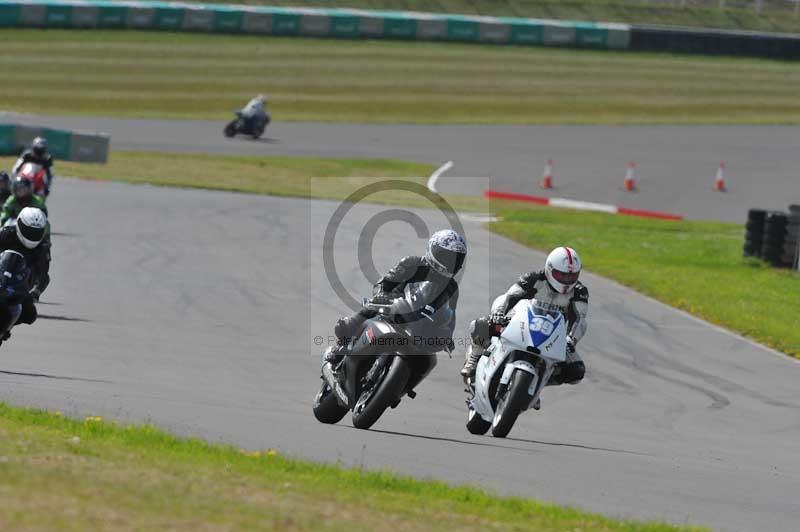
[761,211,789,268]
[786,205,800,270]
[743,208,766,259]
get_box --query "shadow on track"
[0,369,111,383]
[347,427,648,457]
[38,314,91,323]
[505,437,650,456]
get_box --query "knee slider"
[563,361,585,383]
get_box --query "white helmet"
[16,206,47,249]
[425,229,467,277]
[544,246,581,294]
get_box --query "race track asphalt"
[0,179,798,531]
[6,113,800,222]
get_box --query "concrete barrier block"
[126,7,155,29]
[0,125,16,155]
[18,4,46,26]
[45,4,72,27]
[271,13,300,35]
[242,12,271,33]
[182,8,214,32]
[358,15,382,37]
[509,22,543,44]
[330,15,359,37]
[13,126,42,153]
[447,19,480,42]
[70,5,98,28]
[300,13,330,36]
[606,26,631,49]
[417,18,446,40]
[213,9,242,32]
[480,21,510,43]
[0,4,20,27]
[543,24,576,46]
[69,133,110,163]
[97,5,125,28]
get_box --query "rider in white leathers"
[461,247,589,391]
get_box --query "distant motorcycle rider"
[12,137,54,194]
[1,177,48,227]
[0,172,11,205]
[461,246,589,392]
[326,229,467,364]
[240,94,270,133]
[0,207,50,339]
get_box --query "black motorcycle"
[223,111,270,139]
[313,282,454,430]
[0,250,30,346]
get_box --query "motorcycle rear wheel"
[352,356,410,430]
[491,370,534,438]
[312,381,348,424]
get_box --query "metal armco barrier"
[0,1,632,50]
[0,123,109,163]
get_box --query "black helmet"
[12,176,33,203]
[0,172,10,194]
[31,137,47,158]
[424,229,467,277]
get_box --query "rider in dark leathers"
[0,207,50,337]
[0,172,11,205]
[327,230,466,362]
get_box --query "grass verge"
[489,206,800,358]
[200,0,800,34]
[0,402,701,531]
[4,30,800,124]
[0,152,494,211]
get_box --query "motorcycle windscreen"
[0,250,28,293]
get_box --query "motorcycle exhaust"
[322,362,349,408]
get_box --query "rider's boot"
[532,397,541,410]
[460,343,484,379]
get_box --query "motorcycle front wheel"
[312,381,348,424]
[223,120,238,138]
[466,407,491,435]
[491,370,534,438]
[352,356,410,430]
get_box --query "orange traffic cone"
[623,161,637,191]
[714,161,727,192]
[541,158,554,189]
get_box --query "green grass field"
[0,402,700,531]
[489,206,800,358]
[3,30,800,124]
[200,0,800,34]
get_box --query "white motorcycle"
[466,298,567,438]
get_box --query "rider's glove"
[489,311,508,334]
[369,292,394,306]
[566,336,576,353]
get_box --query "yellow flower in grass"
[84,416,103,423]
